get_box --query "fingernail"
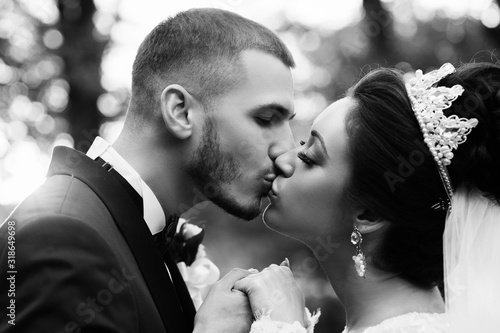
[248,268,259,273]
[280,258,290,267]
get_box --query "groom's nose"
[274,147,297,178]
[268,125,295,162]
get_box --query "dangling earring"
[351,226,366,278]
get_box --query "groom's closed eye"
[252,103,295,127]
[256,112,280,126]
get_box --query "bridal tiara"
[405,63,479,211]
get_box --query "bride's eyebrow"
[311,130,329,158]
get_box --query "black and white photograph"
[1,0,499,332]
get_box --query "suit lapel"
[163,249,196,330]
[47,146,193,333]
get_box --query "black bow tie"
[154,215,205,266]
[153,214,180,257]
[153,214,197,327]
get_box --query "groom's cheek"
[236,140,258,160]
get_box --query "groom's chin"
[212,196,262,221]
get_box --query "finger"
[264,263,279,272]
[233,276,252,294]
[280,258,290,267]
[232,271,265,294]
[268,263,291,275]
[230,287,247,296]
[217,268,253,290]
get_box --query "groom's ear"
[160,84,199,140]
[355,209,387,234]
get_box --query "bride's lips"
[268,179,280,201]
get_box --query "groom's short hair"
[130,8,295,120]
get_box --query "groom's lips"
[263,173,277,183]
[268,180,279,200]
[261,180,272,196]
[262,174,276,194]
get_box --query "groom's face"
[187,49,295,220]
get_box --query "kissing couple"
[1,8,499,333]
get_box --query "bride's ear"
[355,209,388,234]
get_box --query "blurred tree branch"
[483,0,500,50]
[56,0,108,150]
[362,0,395,63]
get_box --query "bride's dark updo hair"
[345,62,500,289]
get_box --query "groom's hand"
[233,263,306,326]
[193,268,253,333]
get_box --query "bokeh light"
[43,29,64,49]
[482,3,500,28]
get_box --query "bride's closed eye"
[298,136,321,166]
[297,151,314,166]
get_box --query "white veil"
[443,186,500,332]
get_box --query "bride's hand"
[194,268,253,333]
[233,261,305,326]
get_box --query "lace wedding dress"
[250,310,448,333]
[341,313,448,333]
[249,308,321,333]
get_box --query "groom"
[0,8,296,333]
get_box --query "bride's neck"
[320,252,444,332]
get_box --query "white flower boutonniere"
[169,218,220,310]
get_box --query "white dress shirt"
[86,136,166,235]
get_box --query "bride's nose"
[274,147,297,178]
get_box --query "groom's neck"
[113,131,205,218]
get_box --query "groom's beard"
[186,116,261,221]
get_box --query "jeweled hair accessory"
[406,63,479,211]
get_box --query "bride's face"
[264,97,356,243]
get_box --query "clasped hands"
[193,259,306,333]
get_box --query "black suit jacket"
[0,146,195,332]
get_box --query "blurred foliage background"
[0,0,499,331]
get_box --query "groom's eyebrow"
[254,103,296,120]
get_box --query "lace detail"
[342,312,448,333]
[250,307,321,333]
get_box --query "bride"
[229,61,500,332]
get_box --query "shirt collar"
[86,136,166,235]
